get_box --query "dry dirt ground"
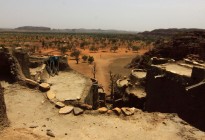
[1,83,205,140]
[1,48,205,139]
[69,48,145,93]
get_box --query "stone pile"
[97,107,138,116]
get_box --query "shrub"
[59,46,68,54]
[110,46,118,52]
[71,49,81,64]
[132,46,140,52]
[82,55,88,62]
[88,56,94,64]
[89,46,98,52]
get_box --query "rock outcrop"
[129,30,205,69]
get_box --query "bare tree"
[109,71,114,100]
[109,71,122,101]
[92,62,97,79]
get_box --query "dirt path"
[69,48,146,93]
[70,54,134,93]
[2,84,205,140]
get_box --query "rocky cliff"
[129,30,205,68]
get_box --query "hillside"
[129,30,205,68]
[0,26,138,34]
[15,26,51,31]
[139,28,205,37]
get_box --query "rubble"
[55,102,65,108]
[112,107,121,115]
[59,106,74,114]
[29,125,38,128]
[80,104,92,110]
[39,83,50,92]
[73,107,84,115]
[25,78,39,87]
[47,91,56,100]
[121,107,135,116]
[107,110,114,115]
[98,107,108,114]
[46,130,55,137]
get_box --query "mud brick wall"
[13,50,31,79]
[145,65,205,131]
[191,66,205,83]
[0,84,9,130]
[84,82,99,109]
[145,66,190,113]
[0,48,25,82]
[59,56,70,71]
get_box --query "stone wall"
[58,56,70,71]
[145,65,205,131]
[13,50,31,79]
[0,48,25,82]
[0,84,9,130]
[145,66,190,112]
[84,80,99,109]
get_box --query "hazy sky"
[0,0,205,31]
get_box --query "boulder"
[46,130,55,137]
[73,107,84,115]
[47,91,56,100]
[98,107,108,114]
[29,125,38,128]
[55,102,65,108]
[107,110,114,115]
[25,78,39,87]
[112,107,121,115]
[79,103,92,110]
[121,107,135,116]
[59,106,73,114]
[39,83,50,92]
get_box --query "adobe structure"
[0,47,26,82]
[0,47,70,84]
[145,61,205,131]
[0,84,9,130]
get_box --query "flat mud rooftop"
[47,71,91,102]
[154,63,193,77]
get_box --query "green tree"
[59,46,68,54]
[66,44,73,52]
[110,46,118,52]
[132,46,140,52]
[71,49,81,64]
[89,46,98,52]
[42,40,45,48]
[88,56,94,64]
[80,42,86,50]
[82,55,88,62]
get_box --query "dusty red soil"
[69,48,147,93]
